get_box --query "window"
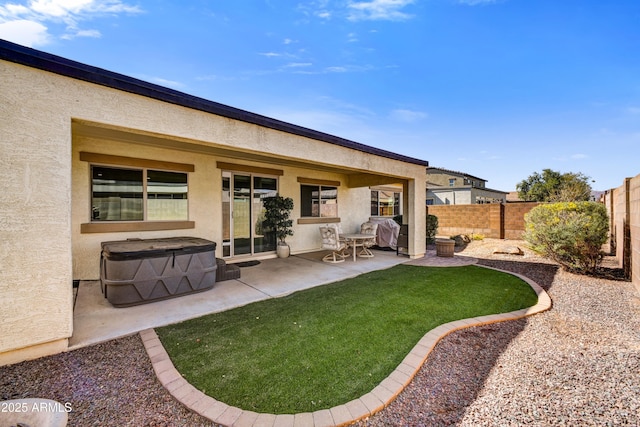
[426,198,435,206]
[371,190,400,216]
[92,166,188,221]
[300,184,338,217]
[449,178,456,187]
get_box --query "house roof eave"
[0,39,429,168]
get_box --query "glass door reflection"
[223,172,279,257]
[233,174,252,256]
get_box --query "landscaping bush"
[523,202,609,274]
[426,214,438,243]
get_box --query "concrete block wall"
[629,176,640,293]
[603,174,639,292]
[613,181,629,269]
[428,202,539,240]
[428,204,496,238]
[504,202,540,239]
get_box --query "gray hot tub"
[100,237,217,307]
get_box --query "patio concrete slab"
[69,249,406,349]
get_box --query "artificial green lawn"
[156,264,537,414]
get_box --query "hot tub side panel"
[100,239,217,307]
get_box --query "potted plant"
[263,195,294,258]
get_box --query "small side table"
[341,233,377,262]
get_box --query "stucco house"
[426,167,507,205]
[0,40,428,365]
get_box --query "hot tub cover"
[101,237,216,261]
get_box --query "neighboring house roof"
[0,39,428,167]
[426,166,486,183]
[427,187,508,195]
[426,166,508,195]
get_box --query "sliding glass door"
[222,171,278,258]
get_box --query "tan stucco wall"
[428,189,472,205]
[1,59,426,363]
[72,136,378,279]
[1,62,74,361]
[427,171,461,186]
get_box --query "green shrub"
[523,202,609,274]
[426,214,438,243]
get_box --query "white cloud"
[571,153,588,159]
[296,0,332,21]
[287,63,375,75]
[326,65,348,73]
[147,76,186,90]
[0,0,141,46]
[0,19,49,45]
[457,0,499,5]
[390,108,428,122]
[61,27,100,39]
[347,0,415,22]
[285,62,312,68]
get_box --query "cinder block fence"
[427,202,540,240]
[602,174,640,292]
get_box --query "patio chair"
[319,225,348,263]
[359,222,379,257]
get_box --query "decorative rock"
[0,398,69,427]
[453,234,471,247]
[493,246,524,256]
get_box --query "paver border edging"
[140,265,551,427]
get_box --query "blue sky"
[1,0,639,191]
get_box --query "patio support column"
[403,179,426,258]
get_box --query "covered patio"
[1,39,427,365]
[70,249,413,350]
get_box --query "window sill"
[297,217,340,225]
[81,221,195,234]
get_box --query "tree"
[262,195,294,245]
[550,172,593,202]
[516,169,592,202]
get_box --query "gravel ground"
[358,240,640,426]
[1,240,638,426]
